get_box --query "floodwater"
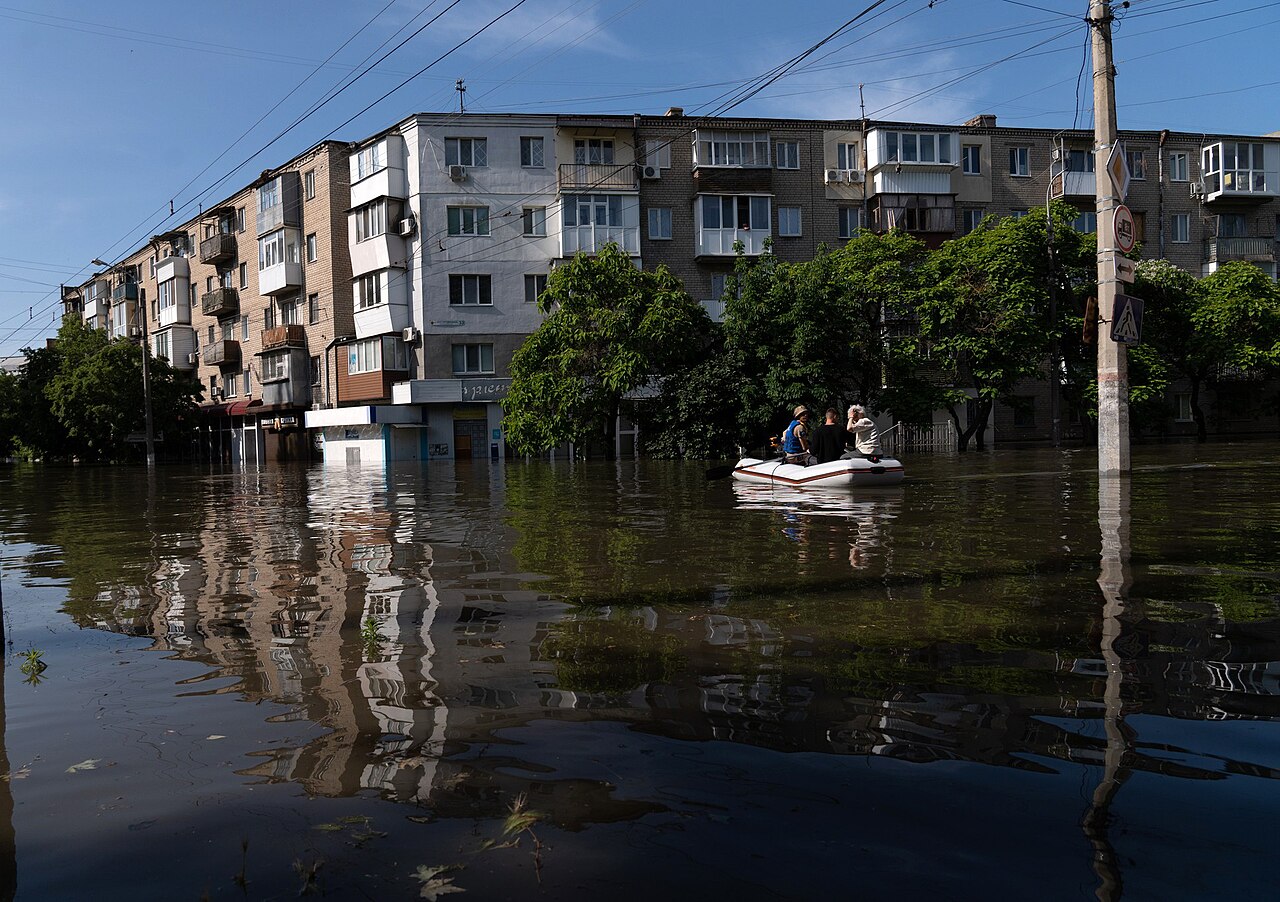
[0,444,1278,900]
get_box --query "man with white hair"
[846,405,882,461]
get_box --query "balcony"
[261,324,307,351]
[199,233,237,265]
[1204,237,1275,264]
[201,287,240,318]
[259,259,302,296]
[695,226,769,257]
[112,282,139,302]
[203,340,241,368]
[557,163,636,191]
[1051,170,1095,200]
[561,224,641,257]
[1201,141,1276,204]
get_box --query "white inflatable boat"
[731,455,905,488]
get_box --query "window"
[220,269,233,289]
[208,376,217,398]
[1010,209,1029,219]
[244,368,252,396]
[1009,147,1030,177]
[1132,211,1145,243]
[264,304,276,330]
[524,273,548,304]
[836,142,858,171]
[696,131,770,168]
[648,207,672,240]
[224,369,239,398]
[1172,213,1190,243]
[574,138,613,164]
[153,331,171,361]
[189,283,197,306]
[700,195,770,231]
[778,206,802,237]
[239,262,248,289]
[449,274,492,306]
[1202,141,1267,194]
[347,337,382,375]
[564,194,624,227]
[240,314,249,341]
[711,273,728,302]
[1217,213,1247,237]
[306,233,317,263]
[776,141,799,170]
[149,255,157,277]
[452,343,494,375]
[961,209,985,234]
[1012,397,1036,428]
[1072,212,1097,233]
[447,205,490,236]
[221,321,233,341]
[354,200,387,241]
[520,136,544,168]
[205,275,215,293]
[308,293,320,324]
[258,179,279,212]
[235,207,245,233]
[838,206,860,239]
[1126,149,1146,181]
[445,137,486,168]
[1175,392,1193,422]
[645,139,671,170]
[158,279,177,312]
[261,352,288,382]
[355,273,382,310]
[258,229,298,270]
[385,337,409,371]
[304,169,315,200]
[355,141,385,179]
[1066,149,1094,172]
[280,297,299,326]
[310,355,321,386]
[884,131,952,164]
[207,324,216,345]
[1169,151,1189,182]
[961,145,981,175]
[521,206,546,237]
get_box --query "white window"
[347,338,382,375]
[836,142,858,171]
[239,262,248,289]
[1009,147,1030,177]
[244,368,252,396]
[1202,142,1267,194]
[354,200,387,241]
[1126,150,1146,181]
[645,139,671,170]
[1175,392,1193,422]
[385,337,409,371]
[153,331,171,361]
[564,194,623,227]
[304,169,315,200]
[520,136,544,168]
[776,141,799,170]
[449,274,492,306]
[258,179,279,212]
[700,195,770,231]
[279,297,299,326]
[235,207,245,233]
[1072,212,1097,233]
[778,206,802,237]
[262,352,289,382]
[574,138,613,164]
[445,137,487,167]
[521,206,546,237]
[1010,209,1029,220]
[308,293,320,325]
[838,206,860,239]
[355,141,385,179]
[447,206,490,236]
[696,131,770,168]
[648,207,672,240]
[258,229,298,270]
[149,254,157,278]
[240,314,249,341]
[961,209,985,234]
[524,273,547,304]
[452,343,494,375]
[962,145,981,175]
[310,355,321,385]
[884,131,952,164]
[158,279,177,312]
[1168,152,1189,182]
[224,369,238,398]
[306,233,317,263]
[1171,213,1190,243]
[355,273,382,310]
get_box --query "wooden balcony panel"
[199,233,237,265]
[261,323,307,350]
[203,340,241,368]
[558,162,637,191]
[201,287,240,318]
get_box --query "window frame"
[261,351,289,383]
[961,144,981,175]
[304,168,316,200]
[445,137,487,168]
[1171,212,1190,244]
[647,207,673,240]
[451,342,495,375]
[521,206,547,237]
[305,232,317,263]
[838,206,860,239]
[446,205,491,237]
[776,141,800,170]
[777,206,802,237]
[448,274,493,306]
[524,273,548,304]
[1009,146,1030,177]
[355,273,383,311]
[520,135,545,168]
[1168,151,1189,182]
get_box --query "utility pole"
[1090,0,1130,474]
[138,287,156,468]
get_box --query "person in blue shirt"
[781,405,813,465]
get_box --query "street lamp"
[93,258,155,468]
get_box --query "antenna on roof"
[456,79,466,114]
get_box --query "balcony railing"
[203,340,241,367]
[261,323,307,351]
[1204,237,1276,264]
[111,282,139,302]
[201,287,240,318]
[558,162,636,191]
[199,233,237,265]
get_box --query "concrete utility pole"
[1090,0,1130,474]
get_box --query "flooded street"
[1,445,1278,900]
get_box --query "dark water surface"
[1,444,1278,900]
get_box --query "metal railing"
[880,420,958,455]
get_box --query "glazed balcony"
[201,286,240,318]
[261,323,307,351]
[203,340,241,368]
[1204,237,1275,264]
[199,233,237,265]
[112,282,139,302]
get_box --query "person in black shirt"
[810,408,850,464]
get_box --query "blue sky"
[2,0,1277,358]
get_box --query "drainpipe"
[323,334,353,408]
[1157,129,1169,259]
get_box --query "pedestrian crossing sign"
[1111,294,1143,344]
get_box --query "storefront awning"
[226,398,263,417]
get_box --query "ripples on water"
[1,444,1279,899]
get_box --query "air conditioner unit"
[1189,181,1204,198]
[448,164,467,182]
[398,215,417,237]
[211,389,223,401]
[825,168,844,184]
[129,326,141,337]
[187,352,200,365]
[641,165,661,179]
[402,326,420,343]
[846,169,864,183]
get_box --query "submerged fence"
[880,420,957,455]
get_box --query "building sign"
[431,319,466,327]
[461,378,512,402]
[1111,294,1143,345]
[1113,205,1136,254]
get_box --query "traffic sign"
[1113,257,1136,284]
[1106,143,1130,200]
[1111,294,1143,345]
[1113,205,1136,254]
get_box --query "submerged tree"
[503,244,711,457]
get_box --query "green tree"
[503,244,711,457]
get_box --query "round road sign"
[1113,205,1136,254]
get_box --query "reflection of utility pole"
[1084,475,1133,901]
[1090,0,1130,474]
[0,551,17,902]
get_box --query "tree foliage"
[502,244,711,456]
